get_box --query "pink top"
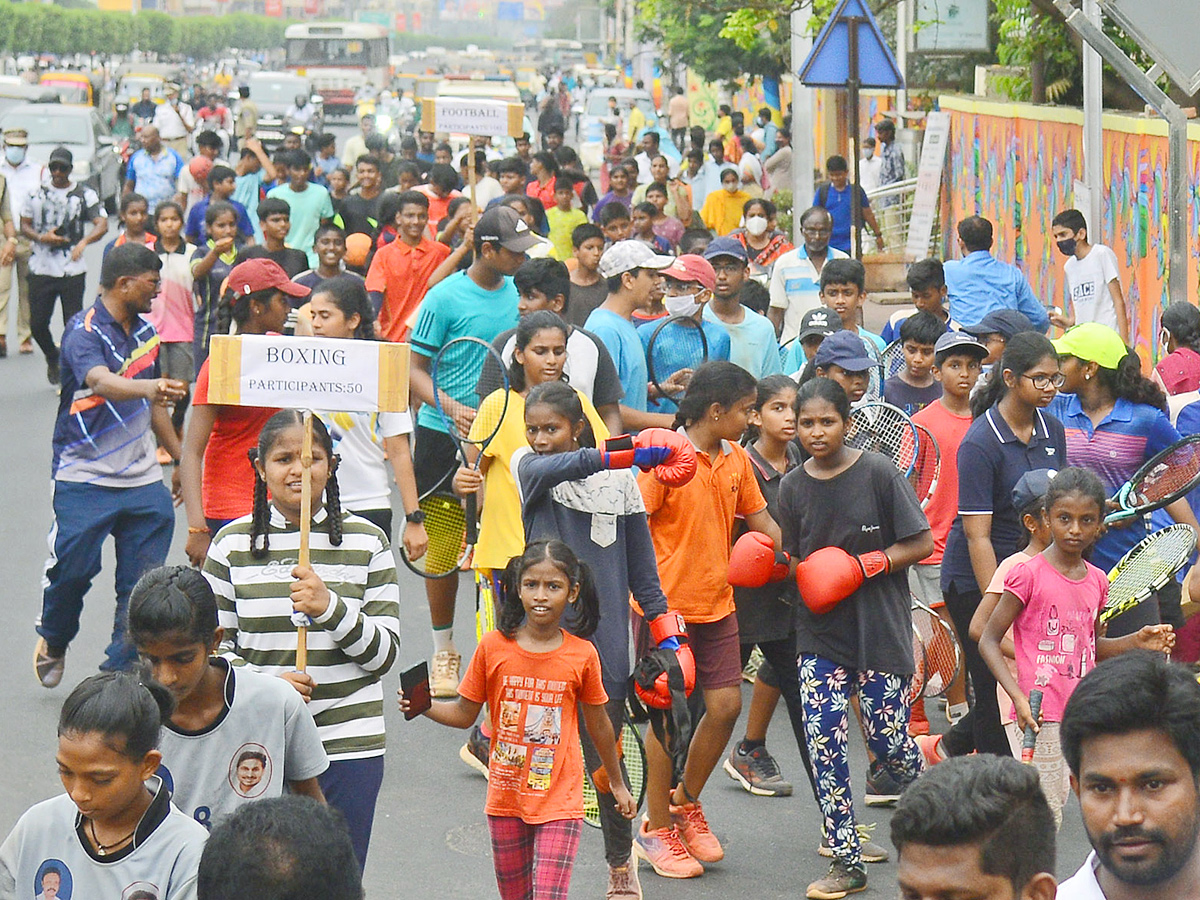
[147,244,196,343]
[1004,553,1107,722]
[1156,346,1200,395]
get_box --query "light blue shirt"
[702,305,782,378]
[943,250,1049,331]
[585,307,650,412]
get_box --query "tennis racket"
[908,624,929,704]
[911,597,963,698]
[906,423,941,510]
[864,340,885,403]
[1102,523,1197,623]
[880,339,907,380]
[582,715,647,828]
[431,336,511,549]
[646,315,709,411]
[846,401,921,477]
[1105,434,1200,524]
[399,477,471,579]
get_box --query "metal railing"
[863,177,939,257]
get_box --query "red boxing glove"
[636,612,696,709]
[728,532,791,587]
[795,547,892,614]
[635,428,698,487]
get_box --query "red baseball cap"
[228,258,309,299]
[662,254,716,292]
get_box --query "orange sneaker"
[916,734,946,767]
[909,695,930,736]
[632,819,703,878]
[669,799,723,863]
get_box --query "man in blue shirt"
[123,125,184,215]
[814,155,884,255]
[586,239,675,431]
[35,243,186,686]
[944,215,1049,332]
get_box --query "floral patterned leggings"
[799,654,925,870]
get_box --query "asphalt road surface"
[0,157,1094,899]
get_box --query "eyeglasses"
[1021,372,1066,390]
[802,225,832,236]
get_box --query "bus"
[284,22,391,116]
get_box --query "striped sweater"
[203,507,400,760]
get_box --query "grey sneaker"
[722,742,793,796]
[606,854,643,900]
[819,824,889,863]
[864,760,906,807]
[33,638,64,689]
[807,861,867,900]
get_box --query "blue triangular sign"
[799,0,904,90]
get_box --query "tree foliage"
[0,2,288,57]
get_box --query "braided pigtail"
[325,466,344,546]
[248,449,271,559]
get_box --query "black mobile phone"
[400,661,432,721]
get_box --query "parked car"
[0,102,123,211]
[578,87,673,173]
[248,72,322,151]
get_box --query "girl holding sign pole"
[307,274,429,560]
[179,259,306,566]
[202,409,401,869]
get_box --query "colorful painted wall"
[939,94,1200,365]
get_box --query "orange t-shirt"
[459,629,608,823]
[638,436,767,623]
[364,236,452,342]
[192,359,279,521]
[415,184,462,239]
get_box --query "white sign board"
[420,97,525,137]
[905,111,952,261]
[915,0,990,53]
[206,334,409,413]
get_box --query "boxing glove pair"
[601,428,697,487]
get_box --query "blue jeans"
[319,755,385,871]
[39,479,174,670]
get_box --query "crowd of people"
[4,99,1200,900]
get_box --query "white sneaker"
[430,649,461,698]
[607,854,643,899]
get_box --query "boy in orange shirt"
[365,190,451,342]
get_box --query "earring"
[1085,373,1090,380]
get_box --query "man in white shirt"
[859,136,883,191]
[768,206,847,342]
[891,756,1056,900]
[153,84,195,155]
[0,127,41,355]
[1048,207,1128,341]
[1057,652,1200,900]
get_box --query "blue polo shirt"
[944,250,1049,332]
[52,300,162,488]
[941,405,1066,592]
[586,307,649,412]
[1049,394,1179,570]
[814,182,870,255]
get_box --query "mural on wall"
[940,95,1200,366]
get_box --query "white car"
[578,88,661,172]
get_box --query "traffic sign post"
[799,0,903,259]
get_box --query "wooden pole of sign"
[296,410,313,672]
[467,140,478,225]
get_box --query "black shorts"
[413,424,460,495]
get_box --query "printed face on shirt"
[1074,729,1200,888]
[41,871,60,900]
[237,756,264,792]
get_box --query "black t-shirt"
[567,279,609,329]
[883,375,942,417]
[778,450,929,674]
[340,191,383,237]
[236,245,310,279]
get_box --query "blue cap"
[702,235,749,264]
[962,309,1035,339]
[1012,468,1057,512]
[813,330,878,372]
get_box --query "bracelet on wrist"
[187,525,210,535]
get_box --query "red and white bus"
[285,22,391,116]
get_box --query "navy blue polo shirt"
[52,300,162,488]
[941,405,1066,592]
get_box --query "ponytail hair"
[507,310,568,393]
[129,565,219,647]
[672,360,758,429]
[59,669,174,760]
[216,285,276,337]
[249,410,343,559]
[524,380,595,448]
[496,540,600,639]
[970,332,1057,418]
[312,274,375,341]
[1098,349,1167,413]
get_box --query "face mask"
[5,147,24,165]
[665,293,701,317]
[1057,238,1077,256]
[724,182,739,194]
[745,215,769,236]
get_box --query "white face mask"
[665,293,701,317]
[5,146,24,166]
[745,215,769,236]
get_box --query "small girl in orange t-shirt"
[400,540,634,900]
[634,361,783,877]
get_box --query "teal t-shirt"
[410,270,520,433]
[266,182,335,267]
[702,305,783,379]
[585,307,649,412]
